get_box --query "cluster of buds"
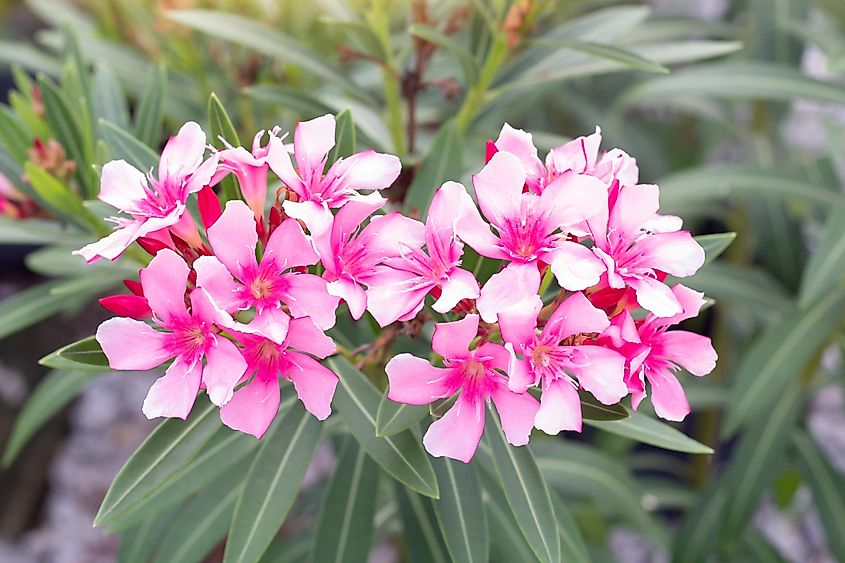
[81,115,716,462]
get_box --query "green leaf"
[0,105,32,161]
[532,40,668,74]
[103,423,262,530]
[93,63,130,132]
[118,507,178,563]
[24,162,101,231]
[579,391,629,421]
[309,439,379,563]
[793,430,845,560]
[0,274,121,342]
[94,399,221,526]
[0,217,89,245]
[376,391,429,436]
[134,63,166,147]
[409,24,479,85]
[799,199,845,307]
[403,121,463,219]
[39,336,108,370]
[696,232,736,265]
[208,92,241,201]
[2,370,102,466]
[721,384,803,542]
[166,10,361,96]
[224,401,321,563]
[394,484,449,563]
[432,458,489,563]
[550,494,590,563]
[723,286,845,437]
[328,108,356,164]
[328,356,439,498]
[672,479,728,562]
[682,263,791,317]
[656,166,840,210]
[620,62,845,108]
[585,411,713,454]
[99,119,159,172]
[486,406,560,563]
[532,440,666,546]
[154,460,247,563]
[479,468,540,563]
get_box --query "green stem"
[455,34,508,134]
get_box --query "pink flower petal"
[282,200,333,239]
[636,231,705,278]
[628,277,683,318]
[327,278,368,320]
[444,182,506,260]
[476,262,541,323]
[490,384,540,445]
[646,368,690,422]
[494,123,545,191]
[96,317,172,370]
[285,317,336,359]
[541,171,606,227]
[432,268,480,313]
[432,314,479,359]
[285,351,339,420]
[534,378,582,434]
[568,346,627,405]
[546,127,602,176]
[220,375,280,439]
[202,337,248,406]
[544,291,610,342]
[385,353,451,405]
[548,241,605,291]
[471,152,526,228]
[505,350,535,393]
[362,211,425,258]
[609,184,660,238]
[193,255,242,312]
[280,273,339,330]
[242,307,291,345]
[423,396,485,463]
[98,160,148,212]
[142,356,203,420]
[74,226,142,263]
[329,149,401,191]
[207,200,259,276]
[366,268,431,327]
[653,331,717,376]
[498,297,541,348]
[264,219,319,270]
[294,114,335,174]
[140,249,190,324]
[158,121,206,184]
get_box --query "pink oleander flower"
[500,292,627,435]
[599,284,717,421]
[309,193,417,320]
[96,249,247,419]
[275,114,401,234]
[221,316,339,438]
[489,124,639,195]
[194,200,339,338]
[386,314,539,463]
[75,122,218,262]
[588,183,705,317]
[212,128,285,219]
[446,151,606,323]
[366,182,480,327]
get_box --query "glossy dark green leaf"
[403,121,463,219]
[224,401,321,563]
[793,430,845,560]
[394,484,449,563]
[479,468,539,563]
[2,370,102,466]
[486,406,560,563]
[579,391,629,421]
[328,356,439,498]
[95,399,221,526]
[134,63,166,147]
[117,506,178,563]
[309,439,378,563]
[432,458,489,563]
[328,108,356,164]
[375,391,429,436]
[585,411,713,454]
[40,336,108,370]
[723,286,845,436]
[99,119,159,172]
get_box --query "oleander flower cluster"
[81,115,717,462]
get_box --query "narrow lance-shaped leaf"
[24,162,102,232]
[93,63,130,131]
[99,119,159,172]
[585,411,714,454]
[393,484,450,563]
[2,370,103,466]
[134,63,166,147]
[695,232,736,265]
[431,458,489,563]
[793,430,845,560]
[403,121,463,220]
[799,199,845,307]
[478,467,540,563]
[224,400,321,563]
[376,390,429,436]
[94,399,221,526]
[328,356,439,498]
[328,108,356,164]
[40,336,109,371]
[208,92,241,202]
[309,439,379,563]
[530,39,669,74]
[723,285,845,437]
[117,506,179,563]
[485,405,561,563]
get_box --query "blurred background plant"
[1,0,845,562]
